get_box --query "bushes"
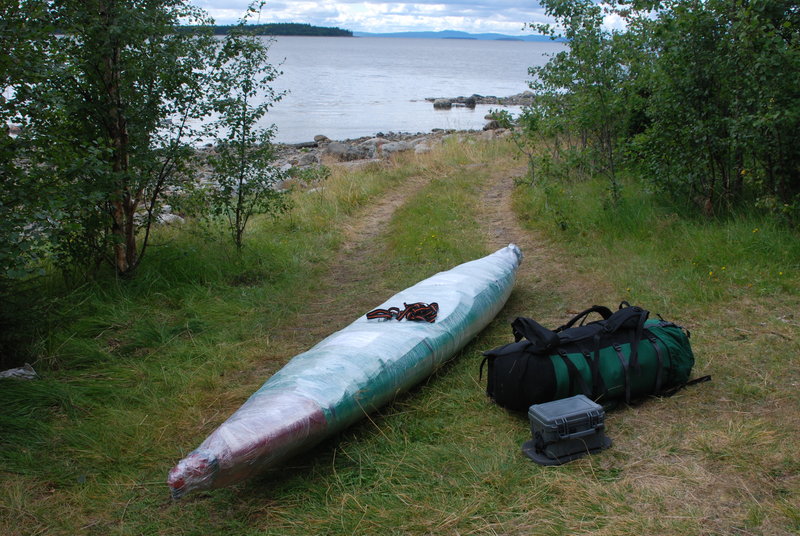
[0,1,288,362]
[526,0,800,221]
[1,1,286,279]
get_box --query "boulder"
[297,152,319,166]
[360,137,389,148]
[414,143,431,154]
[314,134,330,143]
[325,141,369,162]
[410,136,429,146]
[483,120,502,131]
[380,141,413,156]
[292,141,318,149]
[158,212,185,225]
[358,137,389,158]
[433,99,452,110]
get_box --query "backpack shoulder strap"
[660,375,712,397]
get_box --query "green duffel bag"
[481,302,707,411]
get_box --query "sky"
[188,1,555,35]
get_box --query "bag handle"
[602,305,649,334]
[603,305,650,371]
[511,317,559,352]
[555,305,614,333]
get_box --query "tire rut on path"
[274,174,433,355]
[476,165,616,324]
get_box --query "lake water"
[261,37,566,143]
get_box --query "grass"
[0,157,406,534]
[512,168,800,534]
[1,135,798,535]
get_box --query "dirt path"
[476,164,616,324]
[273,173,433,355]
[477,165,530,252]
[272,150,617,364]
[332,174,429,288]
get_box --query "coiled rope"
[366,302,439,323]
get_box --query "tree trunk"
[704,147,717,217]
[100,1,135,275]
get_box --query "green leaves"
[0,1,286,360]
[526,0,634,202]
[2,0,229,277]
[200,14,288,251]
[527,0,800,221]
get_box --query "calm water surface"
[261,37,566,143]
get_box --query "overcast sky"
[189,1,553,35]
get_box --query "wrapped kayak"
[168,244,522,497]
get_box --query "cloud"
[191,1,552,35]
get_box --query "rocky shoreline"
[265,92,532,172]
[9,91,531,179]
[164,94,527,224]
[270,123,515,174]
[171,125,514,225]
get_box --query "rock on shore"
[425,91,535,108]
[273,130,446,170]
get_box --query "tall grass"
[514,174,799,312]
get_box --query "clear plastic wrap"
[168,244,522,497]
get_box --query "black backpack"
[481,303,706,411]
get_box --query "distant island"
[178,24,562,42]
[181,22,352,37]
[353,30,561,42]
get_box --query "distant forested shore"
[180,22,352,36]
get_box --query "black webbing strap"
[479,355,489,382]
[628,310,648,372]
[511,317,559,350]
[647,334,664,394]
[366,302,439,323]
[590,333,609,401]
[661,375,712,397]
[612,343,631,404]
[596,304,650,374]
[581,350,601,399]
[557,349,592,399]
[555,305,614,333]
[571,339,607,402]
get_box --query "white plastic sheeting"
[168,244,522,497]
